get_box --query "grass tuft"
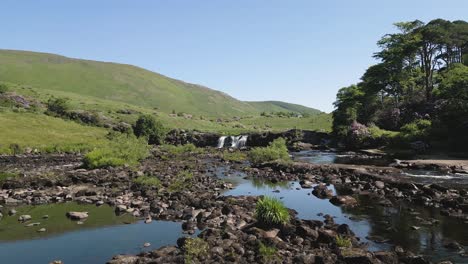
[255,196,290,227]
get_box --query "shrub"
[183,238,209,263]
[258,242,278,262]
[133,175,162,188]
[0,83,9,94]
[400,119,432,141]
[255,196,290,227]
[46,97,70,116]
[248,138,290,164]
[335,235,352,248]
[133,114,166,145]
[83,134,149,169]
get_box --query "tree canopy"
[332,19,468,150]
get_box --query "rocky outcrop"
[165,129,330,148]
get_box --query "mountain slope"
[247,101,321,115]
[0,49,321,116]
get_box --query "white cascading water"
[237,135,248,148]
[228,135,248,148]
[217,136,227,148]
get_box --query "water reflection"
[0,203,185,264]
[214,164,468,263]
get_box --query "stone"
[107,255,139,264]
[143,242,151,247]
[37,228,46,232]
[18,215,32,222]
[300,180,314,189]
[330,196,358,207]
[66,211,88,220]
[8,209,17,216]
[263,228,280,239]
[312,184,334,199]
[25,222,41,227]
[375,181,385,189]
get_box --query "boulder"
[330,196,358,207]
[66,211,89,220]
[18,215,32,222]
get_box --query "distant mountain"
[0,49,321,116]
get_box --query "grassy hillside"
[0,111,107,153]
[0,49,321,117]
[247,101,321,115]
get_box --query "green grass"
[5,83,331,134]
[248,101,321,115]
[255,196,290,227]
[159,143,201,156]
[0,49,323,118]
[83,134,149,169]
[335,235,352,248]
[222,151,248,162]
[0,172,19,184]
[133,175,162,188]
[183,238,209,263]
[168,170,194,193]
[0,111,107,154]
[258,242,278,262]
[249,138,291,164]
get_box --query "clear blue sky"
[1,0,467,112]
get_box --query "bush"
[255,196,290,227]
[133,175,162,188]
[0,83,9,94]
[183,238,209,263]
[83,134,149,169]
[400,119,432,141]
[248,138,290,164]
[133,114,166,145]
[46,97,70,116]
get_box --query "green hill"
[0,49,321,117]
[247,101,322,115]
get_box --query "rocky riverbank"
[1,149,466,263]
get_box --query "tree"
[435,64,468,149]
[133,114,166,145]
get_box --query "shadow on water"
[0,203,185,264]
[214,164,468,263]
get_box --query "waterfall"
[217,136,227,148]
[237,135,248,148]
[217,135,248,148]
[229,135,248,148]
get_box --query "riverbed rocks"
[330,195,358,207]
[312,183,334,199]
[0,149,462,264]
[18,214,31,222]
[66,211,88,220]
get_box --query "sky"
[1,1,467,112]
